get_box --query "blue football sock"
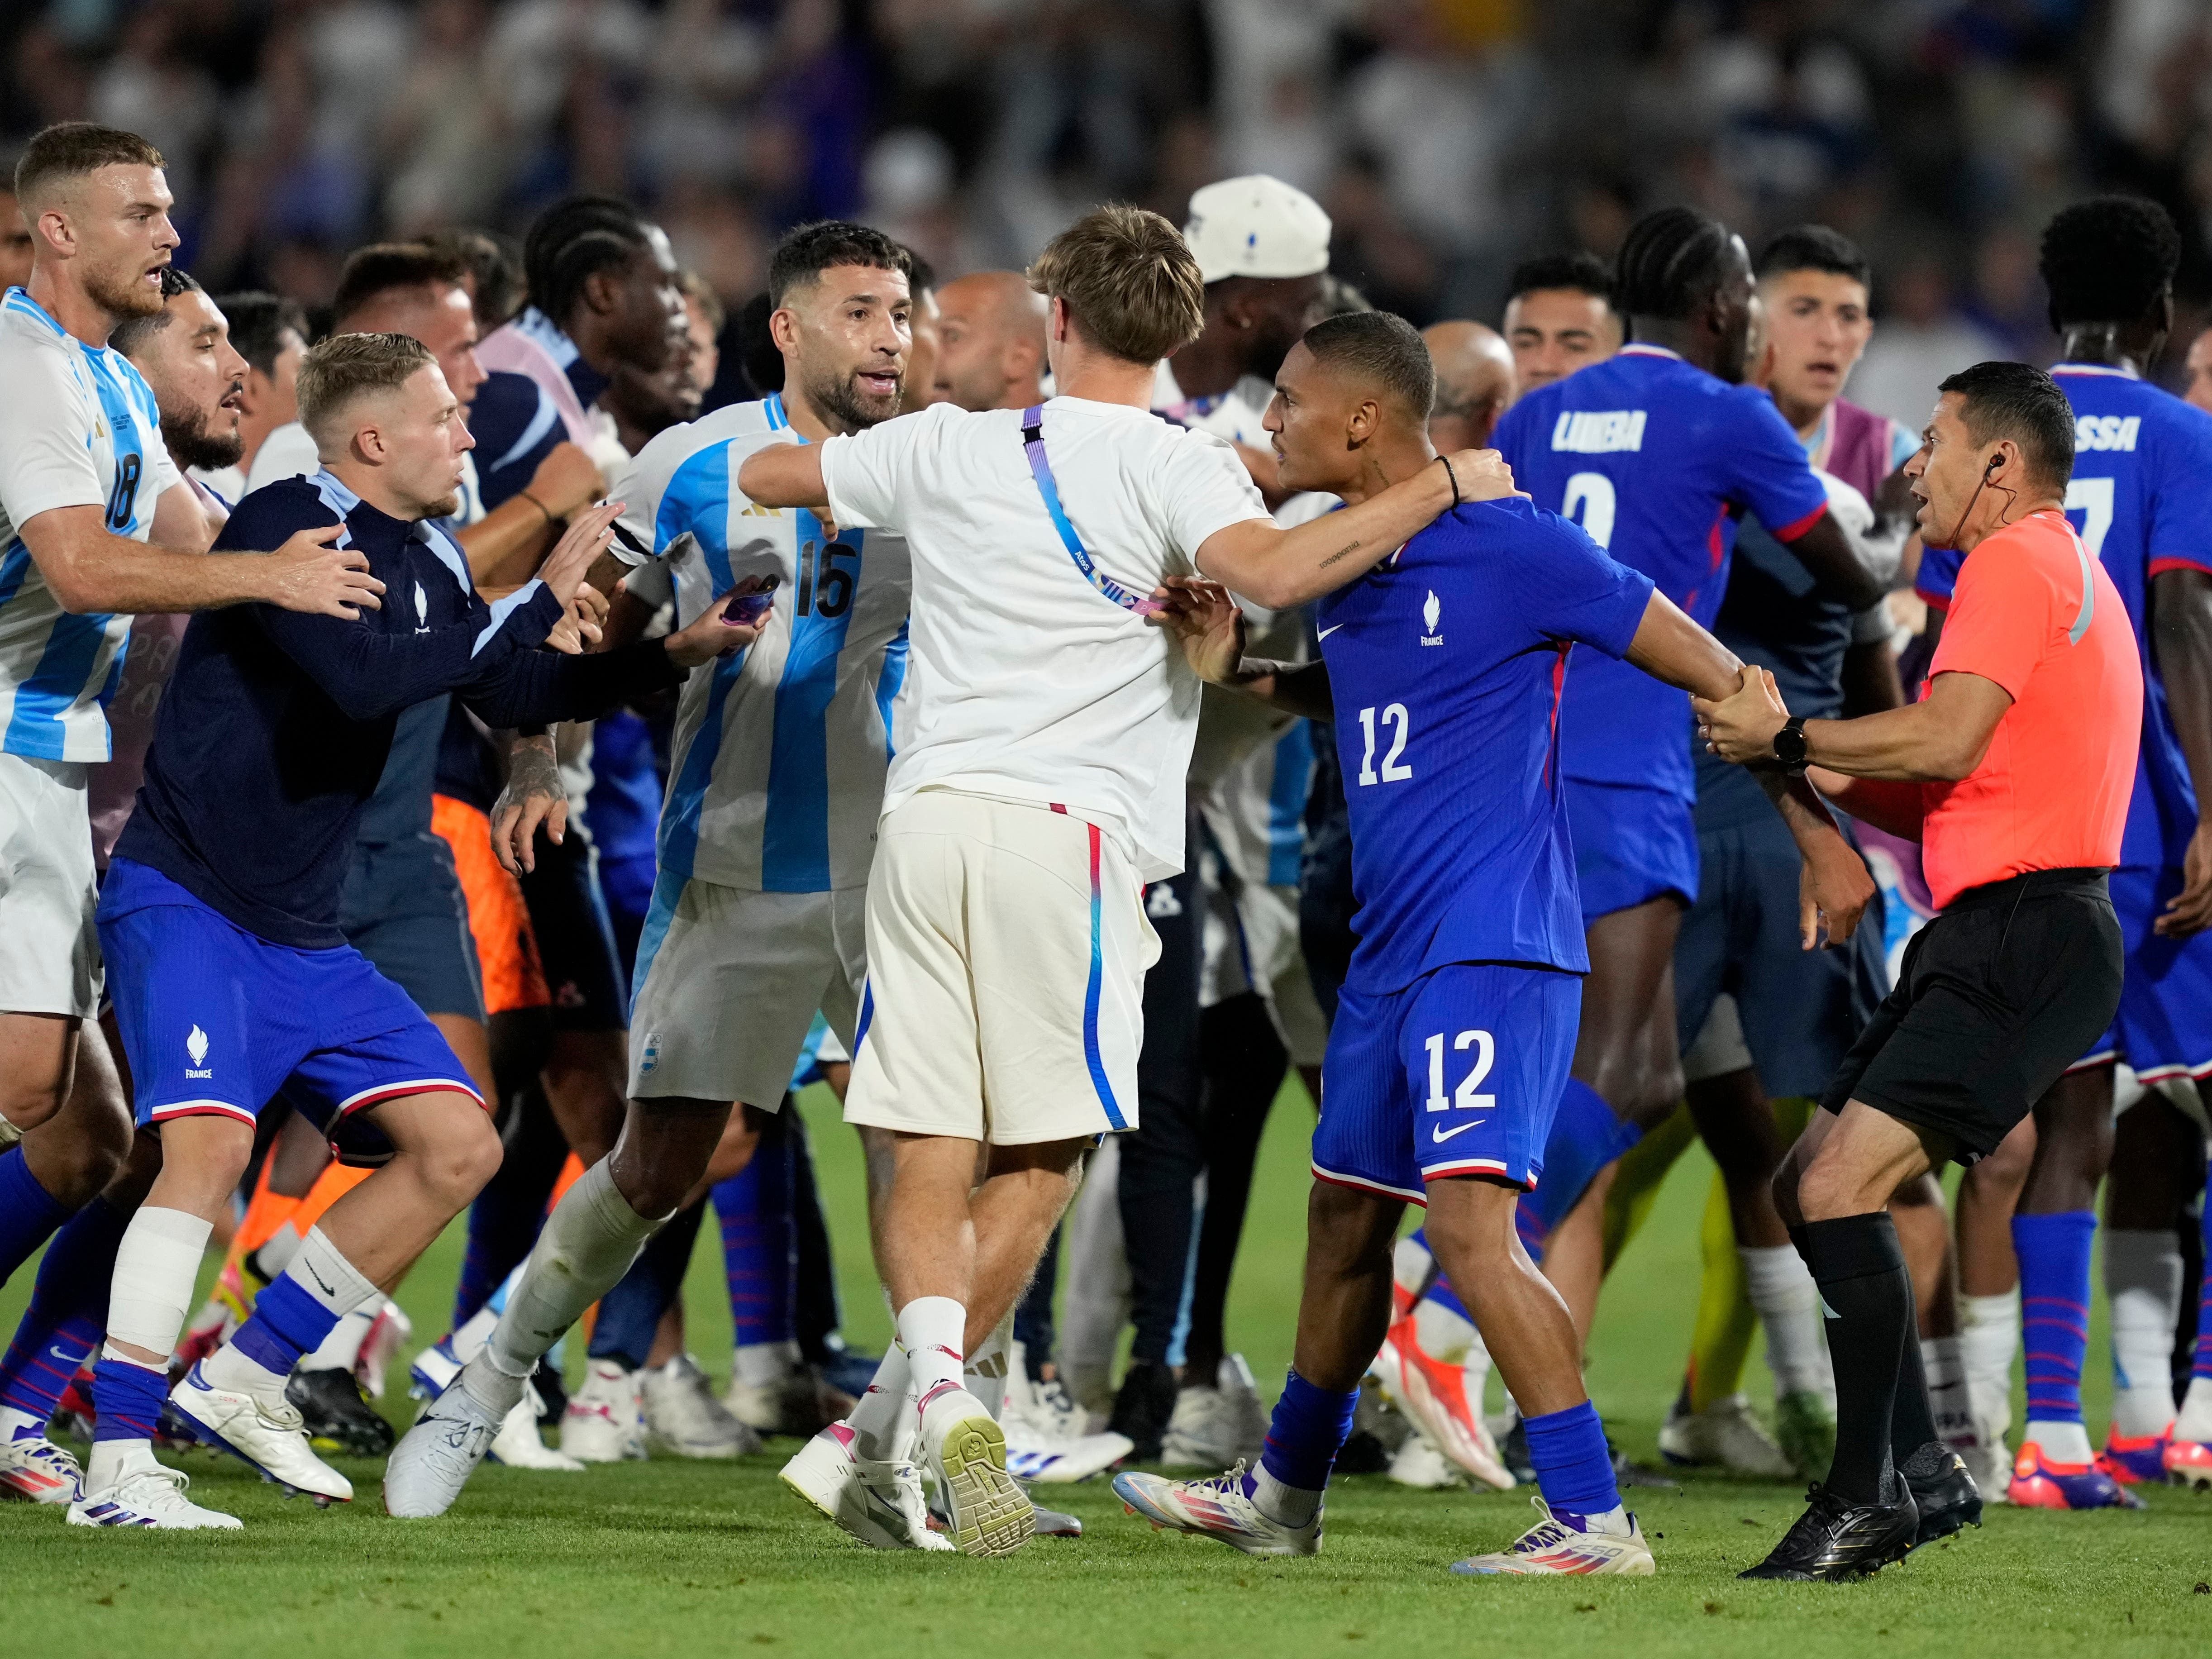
[230,1273,344,1378]
[91,1355,169,1444]
[1421,1266,1471,1324]
[589,1200,705,1368]
[0,1196,129,1421]
[1257,1368,1359,1492]
[1521,1079,1640,1240]
[1523,1399,1620,1521]
[2014,1209,2096,1426]
[714,1126,795,1349]
[0,1148,71,1285]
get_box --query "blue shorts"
[1312,962,1581,1202]
[99,858,483,1166]
[2076,863,2212,1082]
[1565,777,1699,922]
[338,834,485,1022]
[1674,813,1889,1099]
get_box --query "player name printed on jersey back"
[2074,414,2141,452]
[1549,410,1648,453]
[0,288,181,762]
[613,394,913,895]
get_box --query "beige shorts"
[0,753,100,1019]
[845,788,1158,1144]
[628,879,866,1108]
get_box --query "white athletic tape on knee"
[108,1206,213,1358]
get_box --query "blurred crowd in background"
[10,0,2212,425]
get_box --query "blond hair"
[297,332,436,450]
[1027,205,1205,366]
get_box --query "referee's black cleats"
[1740,1477,1919,1582]
[1901,1441,1983,1548]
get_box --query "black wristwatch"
[1772,716,1809,771]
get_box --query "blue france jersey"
[0,288,181,761]
[1492,344,1829,800]
[613,393,913,893]
[1918,364,2212,868]
[1317,497,1655,993]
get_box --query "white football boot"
[919,1381,1032,1557]
[0,1416,84,1503]
[69,1461,242,1530]
[1448,1497,1654,1576]
[1657,1392,1794,1478]
[487,1381,586,1472]
[1113,1461,1321,1558]
[383,1378,505,1517]
[780,1421,953,1551]
[641,1354,759,1459]
[560,1360,647,1462]
[168,1362,352,1502]
[1004,1368,1133,1484]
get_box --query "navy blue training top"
[114,472,683,949]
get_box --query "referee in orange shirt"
[1697,361,2142,1580]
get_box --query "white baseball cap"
[1183,175,1332,285]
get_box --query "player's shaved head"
[933,270,1049,412]
[1422,320,1516,452]
[1265,311,1437,500]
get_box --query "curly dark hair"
[2040,195,2180,327]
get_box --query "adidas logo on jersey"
[738,502,784,518]
[1420,590,1443,647]
[1550,410,1647,453]
[1145,882,1183,919]
[2074,415,2140,452]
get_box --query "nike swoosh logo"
[306,1266,336,1297]
[1431,1120,1487,1143]
[50,1345,76,1363]
[1317,623,1344,639]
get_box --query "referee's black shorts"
[1819,867,2122,1161]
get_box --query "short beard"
[420,491,462,522]
[159,408,244,474]
[88,261,166,322]
[804,362,901,434]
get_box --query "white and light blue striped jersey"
[613,394,912,893]
[0,288,181,761]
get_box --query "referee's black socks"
[1797,1213,1922,1505]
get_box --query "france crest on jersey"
[1315,496,1655,994]
[1492,344,1829,801]
[0,288,179,761]
[1918,364,2212,869]
[612,394,913,893]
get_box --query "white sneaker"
[488,1383,586,1472]
[1657,1392,1794,1478]
[1004,1372,1133,1484]
[780,1422,953,1551]
[168,1362,353,1503]
[561,1360,647,1462]
[1448,1497,1655,1576]
[356,1300,411,1400]
[0,1421,84,1503]
[919,1382,1032,1557]
[642,1354,759,1459]
[384,1379,504,1517]
[1387,1433,1465,1490]
[722,1365,835,1439]
[69,1463,243,1530]
[1162,1383,1244,1469]
[1112,1461,1321,1558]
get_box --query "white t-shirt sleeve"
[820,404,957,529]
[1160,430,1271,563]
[610,437,679,567]
[246,421,322,493]
[0,344,105,527]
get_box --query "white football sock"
[1392,1232,1435,1299]
[1461,1328,1495,1420]
[254,1220,305,1279]
[963,1311,1014,1419]
[484,1160,668,1388]
[1921,1336,1974,1449]
[1958,1287,2020,1443]
[734,1339,802,1389]
[2025,1417,2095,1465]
[898,1296,967,1402]
[202,1225,377,1402]
[2105,1228,2182,1438]
[1742,1244,1833,1402]
[299,1306,376,1374]
[1251,1463,1320,1528]
[845,1343,915,1462]
[2175,1376,2212,1443]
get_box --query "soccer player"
[1421,320,1516,450]
[187,292,304,499]
[1488,206,1889,1346]
[72,329,758,1529]
[931,270,1049,412]
[1502,252,1621,393]
[384,219,920,1510]
[1702,359,2139,1578]
[1914,199,2212,1501]
[1116,310,1871,1573]
[0,124,376,1299]
[742,206,1507,1556]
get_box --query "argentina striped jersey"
[0,288,181,761]
[613,394,912,892]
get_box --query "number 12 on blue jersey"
[1356,703,1414,785]
[1425,1029,1496,1112]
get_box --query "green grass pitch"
[3,1081,2206,1658]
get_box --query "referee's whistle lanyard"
[1020,405,1165,617]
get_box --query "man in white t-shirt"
[732,204,1514,1557]
[0,124,377,1306]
